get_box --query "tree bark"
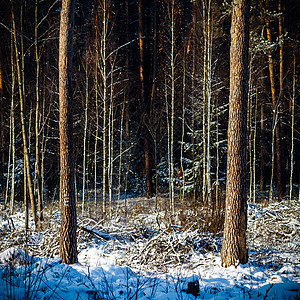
[59,0,77,264]
[139,0,153,198]
[221,0,249,268]
[11,1,37,228]
[262,0,285,200]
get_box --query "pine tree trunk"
[221,0,249,268]
[139,0,153,198]
[263,0,285,200]
[59,0,77,264]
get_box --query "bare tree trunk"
[108,58,115,218]
[269,110,277,202]
[260,97,266,191]
[59,0,77,264]
[262,0,285,200]
[82,59,89,214]
[221,0,249,268]
[180,53,186,205]
[94,39,99,208]
[202,0,207,204]
[289,53,295,200]
[165,75,171,205]
[118,94,126,203]
[11,1,37,228]
[248,59,253,202]
[253,88,258,203]
[139,0,153,199]
[170,0,175,213]
[35,0,43,229]
[124,0,130,217]
[206,0,212,206]
[101,0,107,215]
[7,38,15,213]
[191,5,196,205]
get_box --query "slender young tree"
[261,0,285,201]
[11,0,37,228]
[35,0,43,229]
[139,0,153,198]
[59,0,77,264]
[221,0,249,268]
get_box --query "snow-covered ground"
[0,198,299,299]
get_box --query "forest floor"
[0,196,299,299]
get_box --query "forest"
[0,0,299,299]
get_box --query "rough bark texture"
[221,0,249,268]
[59,0,78,264]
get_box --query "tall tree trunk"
[11,0,37,228]
[108,58,114,218]
[262,0,285,200]
[139,0,153,198]
[170,0,175,213]
[94,38,99,208]
[7,37,15,213]
[180,51,186,206]
[101,0,108,215]
[82,58,89,214]
[221,0,249,268]
[35,0,43,229]
[202,0,207,204]
[260,97,266,191]
[124,0,130,216]
[59,0,77,264]
[289,53,295,200]
[253,88,258,203]
[206,0,212,206]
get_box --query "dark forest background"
[0,0,299,219]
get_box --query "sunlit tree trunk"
[206,0,212,206]
[101,0,107,215]
[6,38,15,213]
[262,0,285,200]
[35,0,43,229]
[108,58,115,218]
[124,0,130,216]
[202,1,207,204]
[59,0,77,264]
[221,0,249,268]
